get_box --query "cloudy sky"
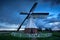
[0,0,60,30]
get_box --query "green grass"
[0,34,31,40]
[0,32,60,40]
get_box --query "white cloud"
[0,22,18,29]
[45,22,60,30]
[0,29,24,31]
[52,27,60,31]
[42,28,45,30]
[0,21,60,31]
[45,23,52,28]
[48,22,60,26]
[0,22,25,29]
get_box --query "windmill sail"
[17,2,38,31]
[20,12,49,18]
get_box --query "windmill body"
[25,16,38,34]
[17,2,49,34]
[20,13,49,34]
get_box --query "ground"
[0,32,60,40]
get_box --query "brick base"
[24,28,37,34]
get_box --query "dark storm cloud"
[0,0,60,29]
[43,0,60,5]
[28,0,37,1]
[0,0,34,24]
[51,0,60,4]
[0,0,46,25]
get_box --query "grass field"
[0,32,60,40]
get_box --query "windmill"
[17,2,49,34]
